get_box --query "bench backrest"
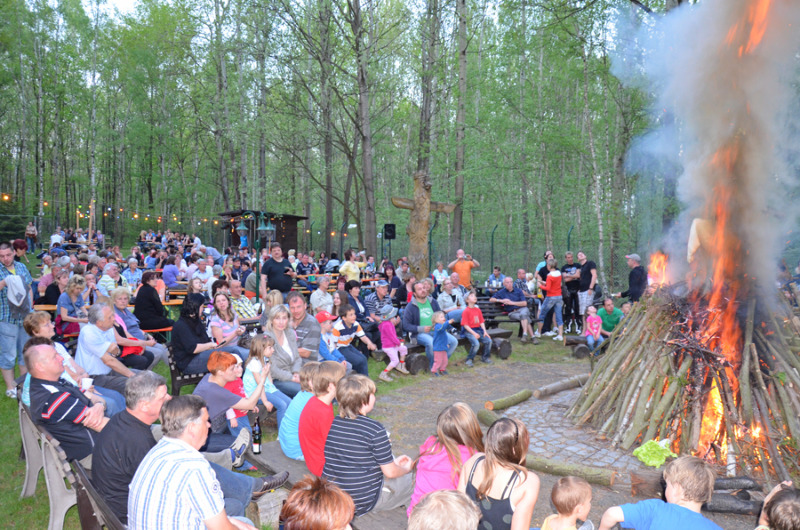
[72,461,126,530]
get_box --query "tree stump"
[491,338,512,359]
[572,344,592,359]
[405,352,429,375]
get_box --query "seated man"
[26,340,109,468]
[402,281,457,370]
[490,276,536,343]
[127,395,259,530]
[598,298,624,338]
[93,372,286,524]
[484,266,505,295]
[75,303,134,395]
[322,374,413,517]
[229,280,259,321]
[295,253,318,290]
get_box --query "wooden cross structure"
[391,171,455,279]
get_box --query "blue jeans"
[0,321,28,370]
[338,345,369,375]
[586,335,605,352]
[416,332,458,370]
[273,379,301,398]
[227,418,254,470]
[217,343,250,359]
[265,390,292,428]
[183,350,214,374]
[26,237,36,252]
[539,296,564,327]
[95,386,126,416]
[465,331,492,361]
[446,308,464,323]
[209,462,256,518]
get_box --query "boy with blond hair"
[298,361,346,475]
[322,374,414,516]
[599,456,722,530]
[279,361,320,460]
[542,476,593,530]
[408,490,481,530]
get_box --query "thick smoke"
[612,0,800,289]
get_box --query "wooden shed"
[218,209,308,252]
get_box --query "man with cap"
[316,310,354,373]
[365,280,393,326]
[613,253,648,303]
[377,304,408,382]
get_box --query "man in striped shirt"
[27,341,109,468]
[322,374,413,517]
[128,395,256,530]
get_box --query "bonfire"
[569,0,800,485]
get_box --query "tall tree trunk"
[451,0,467,255]
[318,0,334,254]
[89,0,100,237]
[417,0,439,174]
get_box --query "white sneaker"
[554,335,563,341]
[565,323,572,333]
[543,331,556,337]
[575,327,581,335]
[379,371,394,382]
[533,331,541,338]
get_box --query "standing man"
[576,251,597,330]
[260,242,296,300]
[448,249,480,289]
[561,252,582,333]
[402,281,457,370]
[614,253,647,303]
[287,292,321,364]
[0,241,33,398]
[127,396,258,530]
[490,277,536,343]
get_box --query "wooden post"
[391,171,455,279]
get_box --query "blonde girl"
[244,334,292,427]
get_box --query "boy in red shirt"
[298,360,347,476]
[461,290,493,367]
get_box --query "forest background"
[1,0,798,293]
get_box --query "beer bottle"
[252,417,262,455]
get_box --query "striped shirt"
[332,319,365,348]
[322,415,394,516]
[128,437,224,530]
[29,376,95,461]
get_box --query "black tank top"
[464,455,520,530]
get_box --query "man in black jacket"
[614,253,648,303]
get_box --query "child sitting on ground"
[584,306,603,353]
[298,360,347,476]
[462,290,493,367]
[316,310,352,373]
[431,311,455,376]
[322,374,414,516]
[598,456,722,530]
[223,354,249,432]
[278,361,320,460]
[377,305,409,382]
[756,480,799,530]
[541,476,593,530]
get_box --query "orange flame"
[648,252,669,287]
[698,379,726,460]
[726,0,773,57]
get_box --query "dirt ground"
[372,358,759,530]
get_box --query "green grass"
[1,324,580,528]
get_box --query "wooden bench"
[166,344,206,396]
[72,461,126,530]
[245,441,409,530]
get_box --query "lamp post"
[236,211,275,302]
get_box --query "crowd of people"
[5,225,797,530]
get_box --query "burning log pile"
[567,279,800,483]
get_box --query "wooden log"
[703,493,762,515]
[572,344,592,359]
[563,335,588,347]
[477,409,501,427]
[714,476,762,491]
[491,338,512,359]
[524,455,616,487]
[405,352,429,375]
[534,374,590,399]
[485,389,533,411]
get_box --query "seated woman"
[133,271,174,331]
[42,270,69,305]
[170,293,218,374]
[56,275,89,336]
[458,417,540,530]
[109,288,164,370]
[262,304,302,398]
[192,350,267,466]
[122,258,143,291]
[161,255,184,288]
[208,292,249,358]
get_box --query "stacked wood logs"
[567,291,800,486]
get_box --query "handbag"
[54,315,80,336]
